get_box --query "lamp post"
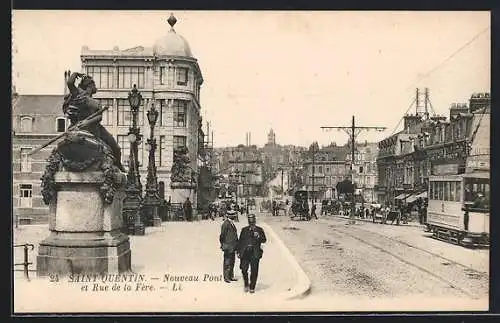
[122,84,144,236]
[143,102,162,227]
[230,170,243,205]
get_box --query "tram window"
[464,178,490,211]
[465,183,474,202]
[438,182,444,200]
[429,183,434,199]
[444,182,450,201]
[449,182,456,201]
[456,181,461,202]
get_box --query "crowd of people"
[206,199,250,221]
[318,198,429,226]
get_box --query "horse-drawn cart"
[290,190,310,221]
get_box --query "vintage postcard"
[12,10,490,313]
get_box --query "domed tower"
[79,13,204,217]
[152,13,204,209]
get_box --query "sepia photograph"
[11,10,490,313]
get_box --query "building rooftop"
[153,14,193,58]
[13,94,64,116]
[81,14,195,59]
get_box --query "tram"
[426,171,489,247]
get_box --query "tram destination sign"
[466,158,489,171]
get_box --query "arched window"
[20,116,33,133]
[56,117,68,133]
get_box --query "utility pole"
[321,116,386,224]
[312,148,316,203]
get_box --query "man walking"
[237,214,267,293]
[219,212,239,283]
[310,202,318,219]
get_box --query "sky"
[12,10,490,148]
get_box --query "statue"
[171,146,191,183]
[40,73,126,205]
[63,72,125,172]
[36,73,132,277]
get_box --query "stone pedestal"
[153,211,162,227]
[37,171,131,276]
[171,182,198,220]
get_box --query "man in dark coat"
[310,203,318,219]
[219,212,239,283]
[237,214,267,293]
[183,197,193,221]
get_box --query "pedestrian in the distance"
[310,202,318,219]
[183,197,193,221]
[237,214,267,293]
[220,211,239,283]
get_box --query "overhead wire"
[388,25,490,136]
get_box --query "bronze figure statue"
[63,72,125,172]
[40,73,127,205]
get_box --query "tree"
[336,179,355,195]
[197,166,216,211]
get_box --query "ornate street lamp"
[142,103,162,227]
[229,170,243,205]
[122,84,144,236]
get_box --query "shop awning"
[395,193,409,200]
[405,194,418,204]
[415,191,428,199]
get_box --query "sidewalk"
[14,216,310,313]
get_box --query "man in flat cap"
[220,210,239,283]
[236,214,267,293]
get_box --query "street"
[263,213,489,305]
[13,218,308,313]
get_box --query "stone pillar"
[37,171,131,276]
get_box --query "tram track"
[327,221,488,299]
[326,218,487,274]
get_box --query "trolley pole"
[321,115,386,225]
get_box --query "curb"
[328,214,426,228]
[259,221,311,300]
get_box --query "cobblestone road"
[264,213,489,311]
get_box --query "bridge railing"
[13,243,35,281]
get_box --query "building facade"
[376,92,490,206]
[12,15,206,222]
[80,14,204,208]
[303,145,350,200]
[12,95,70,223]
[346,142,379,203]
[213,129,307,192]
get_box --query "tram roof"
[429,172,489,180]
